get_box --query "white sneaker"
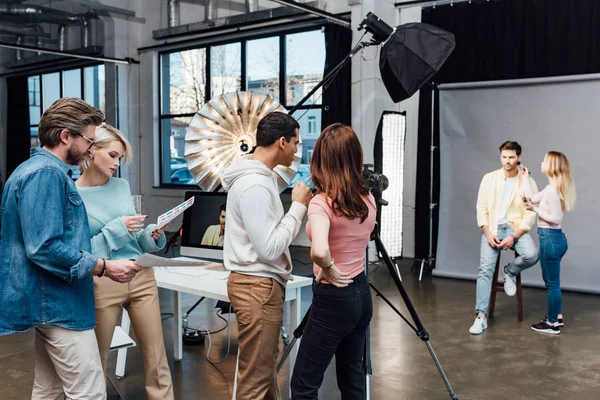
[469,317,488,335]
[503,267,517,296]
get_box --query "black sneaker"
[544,316,565,328]
[531,320,561,335]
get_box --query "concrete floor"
[2,254,600,399]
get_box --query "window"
[159,28,326,187]
[308,116,317,135]
[27,64,106,179]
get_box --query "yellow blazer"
[476,168,539,235]
[201,225,222,246]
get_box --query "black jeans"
[291,272,373,400]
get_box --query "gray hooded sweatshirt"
[221,156,307,286]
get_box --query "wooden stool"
[488,251,523,321]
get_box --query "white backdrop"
[434,75,600,294]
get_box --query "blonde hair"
[38,98,104,148]
[543,151,576,212]
[79,123,132,172]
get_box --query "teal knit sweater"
[78,177,166,260]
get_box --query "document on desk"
[135,253,221,269]
[154,267,209,277]
[156,196,195,229]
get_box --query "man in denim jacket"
[0,98,142,399]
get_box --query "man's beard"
[66,146,86,165]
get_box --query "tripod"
[277,224,458,400]
[369,224,457,399]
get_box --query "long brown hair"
[310,123,370,222]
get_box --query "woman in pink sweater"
[521,151,576,335]
[291,124,376,399]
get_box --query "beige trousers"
[94,267,174,400]
[31,325,106,400]
[228,272,285,400]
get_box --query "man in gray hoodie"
[222,111,311,400]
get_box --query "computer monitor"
[180,191,228,261]
[180,190,293,261]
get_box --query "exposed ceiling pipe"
[246,0,259,13]
[0,24,50,38]
[0,40,136,65]
[36,36,43,56]
[33,25,45,56]
[167,0,180,27]
[205,0,217,21]
[0,4,81,25]
[59,25,67,52]
[79,15,91,47]
[0,5,43,17]
[15,35,22,61]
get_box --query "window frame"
[28,63,104,137]
[26,63,106,178]
[158,25,326,188]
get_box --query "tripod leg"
[394,260,402,282]
[425,341,458,400]
[364,326,372,400]
[419,259,425,281]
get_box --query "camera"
[363,164,389,205]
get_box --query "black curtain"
[321,23,352,128]
[415,0,600,263]
[6,76,31,177]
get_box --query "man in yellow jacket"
[201,204,226,247]
[469,141,539,335]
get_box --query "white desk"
[116,260,312,397]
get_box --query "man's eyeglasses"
[70,132,96,150]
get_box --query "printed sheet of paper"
[154,267,210,277]
[135,254,222,269]
[156,197,195,229]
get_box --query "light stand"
[415,84,437,281]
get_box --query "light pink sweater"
[522,178,563,229]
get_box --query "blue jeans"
[475,224,539,316]
[538,228,568,324]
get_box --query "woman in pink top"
[290,124,376,400]
[521,151,576,335]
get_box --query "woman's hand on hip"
[316,264,353,287]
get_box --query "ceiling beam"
[269,0,351,27]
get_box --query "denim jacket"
[0,148,99,335]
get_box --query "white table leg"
[288,287,302,398]
[115,309,131,378]
[173,290,182,361]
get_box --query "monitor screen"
[180,190,293,260]
[181,191,228,250]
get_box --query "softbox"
[379,23,455,103]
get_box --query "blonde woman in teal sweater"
[77,123,174,400]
